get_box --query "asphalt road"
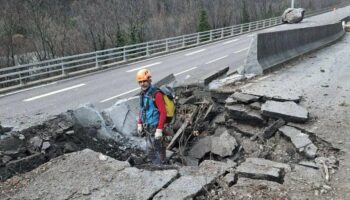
[1,5,350,129]
[0,32,258,129]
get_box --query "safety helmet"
[136,69,151,82]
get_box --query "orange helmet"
[136,69,151,82]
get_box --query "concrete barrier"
[240,20,348,75]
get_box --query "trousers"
[144,126,166,165]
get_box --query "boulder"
[282,8,305,24]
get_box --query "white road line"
[223,39,239,45]
[0,82,57,98]
[234,48,249,54]
[185,49,206,56]
[126,62,162,72]
[205,56,228,64]
[246,34,254,37]
[100,88,139,103]
[23,83,86,102]
[174,67,197,76]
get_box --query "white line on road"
[126,62,162,72]
[223,39,239,45]
[23,83,86,102]
[234,48,249,54]
[174,67,197,76]
[0,82,58,98]
[185,49,206,56]
[205,56,228,64]
[246,34,255,37]
[100,87,139,103]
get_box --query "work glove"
[155,129,163,140]
[137,124,143,136]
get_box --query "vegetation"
[0,0,347,68]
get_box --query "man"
[136,69,167,165]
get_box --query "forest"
[0,0,347,68]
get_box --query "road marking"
[234,48,249,54]
[185,49,206,56]
[205,56,228,64]
[126,62,162,72]
[0,82,57,98]
[246,34,254,37]
[23,83,86,102]
[174,67,197,76]
[223,39,239,44]
[100,88,139,103]
[268,27,276,31]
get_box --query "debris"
[225,104,266,126]
[236,160,284,183]
[230,92,260,104]
[262,101,308,123]
[223,172,236,186]
[99,153,108,161]
[249,102,261,110]
[263,119,286,139]
[167,107,199,150]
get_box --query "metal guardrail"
[0,3,348,90]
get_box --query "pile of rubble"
[0,71,340,199]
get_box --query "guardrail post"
[19,72,24,85]
[240,25,244,34]
[231,26,234,36]
[197,33,200,44]
[209,30,213,41]
[95,52,99,68]
[61,59,66,76]
[182,36,185,47]
[221,28,224,38]
[165,39,169,52]
[146,42,150,56]
[248,23,251,32]
[123,47,127,61]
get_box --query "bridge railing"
[0,3,348,90]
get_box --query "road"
[1,5,350,129]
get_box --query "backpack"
[152,85,176,119]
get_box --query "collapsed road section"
[0,65,341,199]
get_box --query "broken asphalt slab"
[236,158,290,183]
[279,125,318,158]
[11,149,178,200]
[261,100,308,123]
[154,160,235,200]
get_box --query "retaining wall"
[240,17,350,75]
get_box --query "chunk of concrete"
[231,92,260,104]
[102,96,139,137]
[211,131,238,157]
[262,101,308,123]
[303,143,318,159]
[188,137,212,159]
[153,175,216,200]
[156,160,235,200]
[279,126,312,149]
[250,102,261,110]
[226,104,266,125]
[28,136,43,151]
[245,157,291,172]
[236,161,284,183]
[72,104,113,140]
